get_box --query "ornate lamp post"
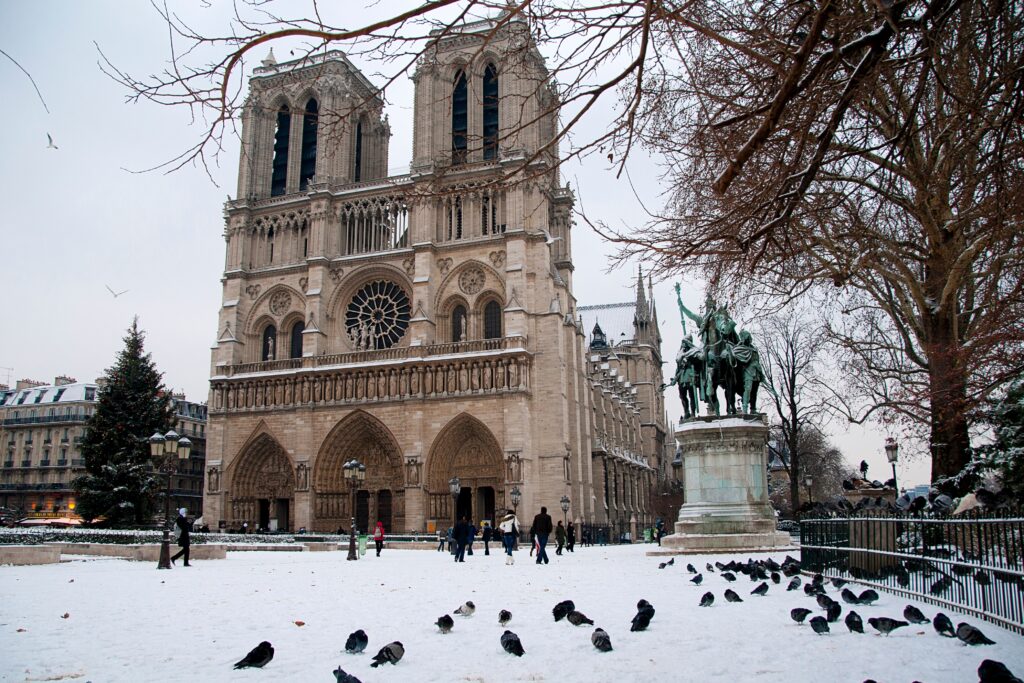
[510,485,521,517]
[885,437,899,493]
[149,429,192,570]
[804,475,813,505]
[560,494,570,527]
[448,476,461,533]
[344,459,365,561]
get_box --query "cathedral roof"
[578,302,636,349]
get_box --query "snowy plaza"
[2,543,1022,682]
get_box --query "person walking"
[498,512,519,565]
[453,516,470,562]
[436,527,446,552]
[170,507,192,567]
[482,522,493,556]
[372,521,385,557]
[531,506,553,565]
[555,520,566,556]
[467,521,477,556]
[566,521,575,552]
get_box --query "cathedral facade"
[203,15,666,537]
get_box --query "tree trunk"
[925,306,971,482]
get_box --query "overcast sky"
[0,1,929,487]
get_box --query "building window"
[299,98,318,190]
[451,70,468,164]
[290,321,305,359]
[261,325,277,361]
[446,196,463,240]
[452,305,468,342]
[353,120,363,182]
[271,105,291,196]
[345,280,411,350]
[483,300,502,339]
[84,387,95,401]
[482,64,499,160]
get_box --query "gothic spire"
[634,265,650,331]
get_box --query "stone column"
[660,415,790,553]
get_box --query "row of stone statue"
[348,320,378,351]
[664,282,769,420]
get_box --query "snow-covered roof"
[0,383,97,407]
[578,302,636,349]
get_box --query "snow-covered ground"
[1,543,1021,682]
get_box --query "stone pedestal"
[658,415,791,554]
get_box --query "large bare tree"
[112,1,1023,482]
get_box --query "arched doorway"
[426,413,504,528]
[228,433,295,532]
[313,410,404,533]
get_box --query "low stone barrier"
[0,544,61,566]
[49,543,228,561]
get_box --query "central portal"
[426,413,505,529]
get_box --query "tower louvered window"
[271,106,291,196]
[452,70,468,164]
[353,120,363,182]
[483,64,499,161]
[299,99,318,190]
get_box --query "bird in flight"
[47,133,58,150]
[538,228,562,246]
[105,285,129,298]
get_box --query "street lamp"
[560,494,570,526]
[448,476,461,535]
[510,485,521,516]
[149,429,192,570]
[344,459,365,561]
[804,475,813,505]
[885,437,899,492]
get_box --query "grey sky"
[0,1,928,486]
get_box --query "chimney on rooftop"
[54,375,77,386]
[16,379,45,391]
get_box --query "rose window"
[345,280,411,350]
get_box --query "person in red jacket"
[372,521,385,557]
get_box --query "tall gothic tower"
[203,14,656,535]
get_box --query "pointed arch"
[227,425,295,530]
[299,98,319,189]
[271,104,291,196]
[451,69,468,164]
[482,63,499,160]
[426,413,504,493]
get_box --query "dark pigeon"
[931,577,953,595]
[631,610,652,632]
[787,577,801,591]
[978,659,1022,683]
[724,589,743,603]
[903,605,930,624]
[553,600,575,622]
[499,609,512,627]
[826,602,842,623]
[591,627,613,653]
[501,630,525,657]
[333,666,362,683]
[751,582,769,596]
[790,607,812,624]
[809,616,830,634]
[699,592,714,607]
[233,641,274,669]
[858,589,879,605]
[722,572,737,582]
[706,563,716,572]
[435,614,454,634]
[345,630,368,654]
[933,612,956,638]
[771,572,781,584]
[567,610,594,626]
[868,617,909,635]
[845,610,864,633]
[690,573,704,586]
[658,562,667,569]
[804,583,825,596]
[687,563,697,574]
[666,557,675,566]
[841,588,860,605]
[831,577,849,589]
[766,558,781,572]
[370,641,404,668]
[957,622,996,646]
[816,594,836,610]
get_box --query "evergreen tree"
[975,377,1024,503]
[72,319,174,525]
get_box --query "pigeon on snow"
[234,641,274,669]
[957,622,996,645]
[370,641,404,667]
[344,629,368,654]
[845,610,864,634]
[933,612,956,638]
[553,600,575,622]
[790,607,812,624]
[454,601,475,616]
[333,666,362,683]
[567,610,594,626]
[903,605,930,624]
[868,617,909,635]
[809,616,830,634]
[591,627,613,652]
[435,614,454,633]
[501,630,525,656]
[699,592,714,607]
[724,589,743,603]
[498,609,512,626]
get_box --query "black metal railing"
[801,510,1024,634]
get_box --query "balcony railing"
[1,414,89,426]
[219,336,528,377]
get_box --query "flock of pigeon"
[660,553,1019,683]
[230,589,659,680]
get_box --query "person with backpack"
[372,521,385,557]
[498,512,519,565]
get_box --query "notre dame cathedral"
[202,13,668,538]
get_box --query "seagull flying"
[47,133,58,150]
[538,228,562,246]
[105,285,128,298]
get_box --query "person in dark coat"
[555,521,566,555]
[531,507,554,564]
[467,521,477,556]
[566,522,575,552]
[171,507,192,566]
[453,517,470,562]
[482,522,493,555]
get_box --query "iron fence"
[800,510,1024,634]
